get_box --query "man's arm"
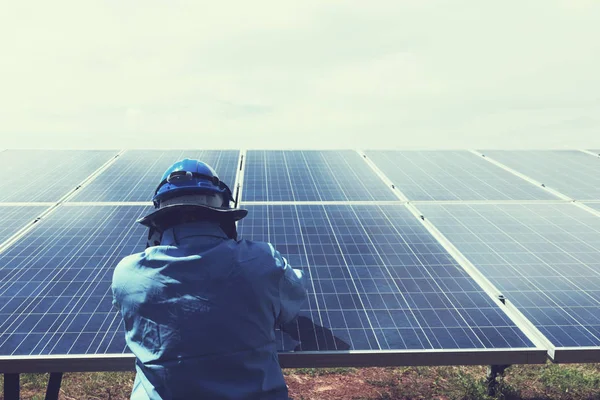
[268,244,308,325]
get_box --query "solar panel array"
[1,149,600,372]
[237,204,533,352]
[364,151,556,201]
[70,150,239,202]
[243,150,397,201]
[481,150,600,200]
[0,205,148,356]
[0,206,50,244]
[0,150,118,202]
[418,203,600,348]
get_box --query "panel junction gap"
[467,150,572,201]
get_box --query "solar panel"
[237,204,538,358]
[0,206,50,244]
[0,205,149,358]
[0,203,543,369]
[70,150,239,202]
[0,150,118,202]
[584,203,600,212]
[418,203,600,359]
[242,151,397,201]
[364,151,556,201]
[481,150,600,200]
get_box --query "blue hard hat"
[152,159,234,208]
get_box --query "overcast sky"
[1,1,599,149]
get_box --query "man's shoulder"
[115,251,145,270]
[113,251,147,283]
[234,240,283,267]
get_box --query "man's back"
[112,221,307,400]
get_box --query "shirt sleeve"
[268,244,308,325]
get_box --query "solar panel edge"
[0,152,125,254]
[238,204,542,354]
[10,149,600,367]
[417,203,600,361]
[364,150,560,202]
[67,150,240,202]
[0,150,122,203]
[0,202,551,370]
[0,206,54,256]
[480,151,600,201]
[0,347,548,373]
[402,202,552,353]
[242,150,398,202]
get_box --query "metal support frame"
[45,372,63,400]
[2,372,64,400]
[4,373,20,400]
[486,364,510,397]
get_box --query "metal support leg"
[486,364,510,397]
[45,372,63,400]
[4,373,20,400]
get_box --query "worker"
[111,159,308,400]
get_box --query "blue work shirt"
[112,221,308,400]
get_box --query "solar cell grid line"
[363,151,557,201]
[0,150,118,202]
[69,150,239,202]
[308,151,397,201]
[480,150,600,201]
[0,206,50,246]
[242,150,397,202]
[237,204,543,364]
[0,205,149,360]
[418,203,600,362]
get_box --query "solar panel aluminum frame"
[0,348,548,374]
[3,149,588,374]
[358,155,559,360]
[468,150,572,201]
[476,150,600,201]
[413,202,600,363]
[580,149,600,158]
[551,347,600,364]
[546,201,600,363]
[577,202,600,218]
[0,152,125,256]
[235,158,548,369]
[0,204,54,255]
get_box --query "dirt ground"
[1,363,599,400]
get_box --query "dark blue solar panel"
[71,150,239,202]
[243,151,397,201]
[365,151,556,201]
[0,205,149,356]
[0,150,118,202]
[419,203,600,348]
[0,206,49,244]
[481,150,600,200]
[0,203,535,357]
[238,204,534,351]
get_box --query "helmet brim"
[137,204,248,230]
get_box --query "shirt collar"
[160,221,228,246]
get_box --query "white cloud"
[0,0,599,149]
